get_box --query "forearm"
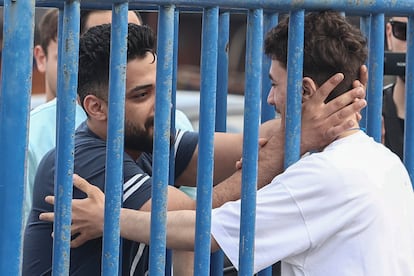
[212,125,285,207]
[211,120,279,186]
[119,208,198,251]
[119,208,151,244]
[172,250,194,275]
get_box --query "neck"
[125,149,142,161]
[336,122,361,140]
[45,92,55,102]
[45,85,56,102]
[86,119,107,141]
[87,120,142,161]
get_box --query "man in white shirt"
[212,12,414,275]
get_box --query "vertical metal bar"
[215,11,229,133]
[404,15,414,186]
[101,3,128,276]
[165,9,180,276]
[366,13,384,142]
[0,0,34,274]
[170,9,179,134]
[284,10,304,167]
[258,19,278,276]
[56,9,64,115]
[210,10,229,276]
[359,15,371,130]
[194,6,219,276]
[238,8,263,276]
[53,1,80,275]
[261,12,278,124]
[149,5,175,276]
[259,20,276,275]
[260,14,278,274]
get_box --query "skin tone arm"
[42,175,216,251]
[40,66,368,247]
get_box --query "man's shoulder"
[74,122,102,146]
[287,134,368,175]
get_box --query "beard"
[124,117,154,153]
[123,116,175,154]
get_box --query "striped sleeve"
[122,155,152,210]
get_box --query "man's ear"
[302,77,318,102]
[33,45,47,73]
[83,95,108,121]
[385,22,393,50]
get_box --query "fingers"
[324,86,366,117]
[73,174,98,197]
[40,195,56,223]
[45,195,55,205]
[324,99,367,139]
[39,212,55,222]
[352,65,367,98]
[359,65,368,87]
[313,73,344,103]
[40,218,89,249]
[71,233,89,248]
[235,159,242,170]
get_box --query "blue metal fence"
[0,0,413,275]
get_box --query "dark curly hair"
[77,23,156,111]
[264,11,367,102]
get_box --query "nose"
[267,88,275,106]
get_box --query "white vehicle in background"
[176,90,245,133]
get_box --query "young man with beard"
[25,8,145,224]
[42,13,414,275]
[33,22,369,275]
[383,16,408,161]
[26,8,195,226]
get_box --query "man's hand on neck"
[300,66,367,153]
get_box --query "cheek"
[275,89,284,105]
[46,60,58,76]
[126,104,147,126]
